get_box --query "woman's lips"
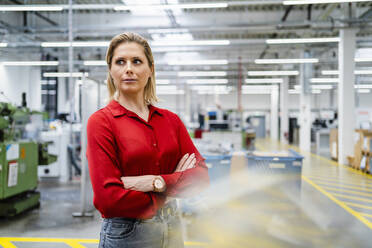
[122,79,136,83]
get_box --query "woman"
[87,32,209,248]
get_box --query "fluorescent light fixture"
[310,78,339,83]
[43,72,89,78]
[156,79,170,85]
[114,3,228,11]
[157,91,185,95]
[41,41,109,47]
[148,28,189,34]
[289,89,300,94]
[168,60,228,65]
[245,78,284,84]
[151,40,230,46]
[283,0,371,5]
[266,37,340,44]
[312,89,322,94]
[255,58,319,64]
[2,61,59,66]
[248,70,299,76]
[178,71,227,77]
[321,70,339,75]
[357,89,371,93]
[186,79,228,84]
[84,60,106,66]
[0,5,63,11]
[312,85,333,90]
[242,90,272,95]
[156,85,178,91]
[322,70,372,75]
[355,57,372,62]
[355,85,372,89]
[0,43,7,47]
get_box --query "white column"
[299,51,312,152]
[271,85,279,141]
[280,77,289,144]
[184,85,191,123]
[338,29,356,164]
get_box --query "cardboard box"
[353,139,363,169]
[330,128,338,160]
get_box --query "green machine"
[0,102,56,217]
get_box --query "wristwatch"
[153,176,166,193]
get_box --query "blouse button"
[153,143,157,147]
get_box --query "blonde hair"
[106,32,158,104]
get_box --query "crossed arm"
[121,153,196,192]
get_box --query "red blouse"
[87,100,209,219]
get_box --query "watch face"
[155,178,163,189]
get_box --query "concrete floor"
[1,137,372,247]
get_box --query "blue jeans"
[99,202,184,248]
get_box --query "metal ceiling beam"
[8,0,59,26]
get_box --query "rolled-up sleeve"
[87,111,159,218]
[161,114,210,197]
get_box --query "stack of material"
[330,128,338,161]
[350,129,372,172]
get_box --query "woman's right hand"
[175,153,196,172]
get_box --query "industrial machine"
[0,102,56,217]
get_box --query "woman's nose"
[125,61,133,73]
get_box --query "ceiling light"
[148,28,190,34]
[245,78,284,84]
[168,60,228,65]
[310,78,339,83]
[186,79,228,84]
[312,85,333,90]
[114,3,228,11]
[283,0,371,4]
[178,71,227,77]
[1,61,59,66]
[0,5,64,11]
[84,60,106,66]
[43,72,89,78]
[255,58,319,64]
[266,37,340,44]
[321,70,372,75]
[357,89,371,93]
[0,43,8,47]
[289,89,300,94]
[355,85,372,89]
[151,40,230,46]
[321,70,339,75]
[248,70,299,76]
[156,85,178,91]
[355,57,372,62]
[312,89,322,94]
[156,80,170,85]
[41,41,109,47]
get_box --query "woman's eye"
[116,60,124,65]
[134,59,142,64]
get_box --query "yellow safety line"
[302,176,372,230]
[307,173,372,181]
[287,144,372,179]
[307,175,372,187]
[0,238,207,247]
[0,240,17,248]
[332,193,372,203]
[312,180,372,192]
[344,202,372,210]
[320,186,372,197]
[360,212,372,219]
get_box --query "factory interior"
[1,0,372,247]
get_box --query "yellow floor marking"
[307,175,372,188]
[332,193,372,203]
[344,202,372,210]
[302,176,372,230]
[307,173,372,181]
[313,180,372,192]
[287,144,372,179]
[320,186,372,197]
[0,238,207,247]
[360,212,372,219]
[0,240,17,248]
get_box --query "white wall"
[0,65,41,110]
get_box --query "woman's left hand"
[121,175,156,192]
